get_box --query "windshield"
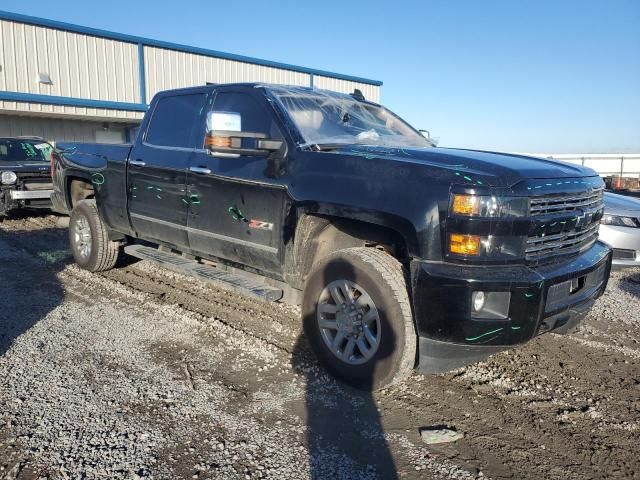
[0,139,52,163]
[269,86,431,149]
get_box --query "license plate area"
[545,264,606,313]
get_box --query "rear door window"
[145,93,206,149]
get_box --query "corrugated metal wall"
[0,114,129,142]
[144,46,311,100]
[0,19,141,119]
[143,47,381,101]
[0,13,382,127]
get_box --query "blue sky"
[7,0,640,153]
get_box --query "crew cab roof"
[153,82,312,96]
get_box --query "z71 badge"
[248,219,274,231]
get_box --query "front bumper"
[0,187,53,215]
[411,241,612,373]
[9,189,53,200]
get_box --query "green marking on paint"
[524,292,533,298]
[463,175,472,181]
[465,327,504,342]
[190,194,200,205]
[147,186,154,190]
[156,194,162,199]
[181,198,189,205]
[511,326,521,330]
[228,205,247,221]
[90,172,105,185]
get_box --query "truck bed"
[56,142,132,170]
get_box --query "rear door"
[128,91,207,248]
[186,88,288,274]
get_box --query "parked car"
[600,192,640,268]
[0,137,54,219]
[51,84,612,389]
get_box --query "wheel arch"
[66,171,95,210]
[286,205,419,289]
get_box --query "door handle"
[129,159,146,167]
[189,166,212,175]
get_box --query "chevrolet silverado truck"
[0,137,55,219]
[51,83,612,389]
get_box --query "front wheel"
[69,199,120,272]
[302,247,417,390]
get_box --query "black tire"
[302,247,417,390]
[69,199,120,272]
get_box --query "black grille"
[525,187,604,262]
[16,171,50,180]
[530,188,603,216]
[526,223,599,261]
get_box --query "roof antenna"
[351,89,365,101]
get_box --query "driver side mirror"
[205,111,283,157]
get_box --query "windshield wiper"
[307,143,347,152]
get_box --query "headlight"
[450,194,528,217]
[1,171,17,185]
[600,214,640,228]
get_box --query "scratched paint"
[465,327,504,343]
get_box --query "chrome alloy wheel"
[73,215,92,260]
[317,279,381,365]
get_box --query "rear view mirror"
[205,111,283,157]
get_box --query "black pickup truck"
[51,83,612,389]
[0,137,55,219]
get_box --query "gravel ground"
[0,213,639,479]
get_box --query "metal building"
[0,10,382,143]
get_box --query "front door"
[128,91,207,248]
[186,89,288,274]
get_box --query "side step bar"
[124,244,283,302]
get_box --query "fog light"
[472,291,485,312]
[449,233,480,256]
[470,291,511,319]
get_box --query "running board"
[124,244,283,302]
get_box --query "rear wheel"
[69,199,120,272]
[302,247,417,390]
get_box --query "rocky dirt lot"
[0,213,639,480]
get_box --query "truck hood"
[333,145,598,188]
[0,160,50,173]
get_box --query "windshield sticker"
[34,143,50,150]
[208,111,242,132]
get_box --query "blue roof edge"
[0,10,383,87]
[0,91,148,112]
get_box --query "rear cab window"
[145,93,207,149]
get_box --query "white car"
[600,192,640,268]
